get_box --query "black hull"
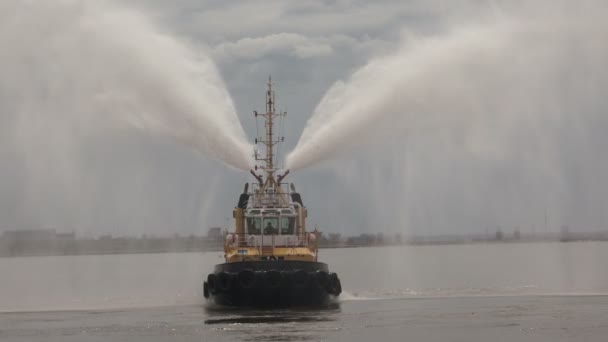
[204,261,342,308]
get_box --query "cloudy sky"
[1,0,606,237]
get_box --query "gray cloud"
[214,33,335,60]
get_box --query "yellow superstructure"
[225,247,317,263]
[222,77,318,264]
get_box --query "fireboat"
[203,77,342,307]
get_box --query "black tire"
[312,270,330,290]
[238,269,256,289]
[266,270,282,289]
[207,273,217,294]
[291,269,309,288]
[335,278,342,295]
[203,281,209,298]
[329,273,342,295]
[217,272,232,292]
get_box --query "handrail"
[248,189,291,208]
[231,233,312,249]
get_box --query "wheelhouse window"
[247,217,261,235]
[263,217,279,235]
[281,217,295,235]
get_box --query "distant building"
[56,232,76,240]
[0,229,78,257]
[513,229,521,240]
[207,227,223,240]
[1,229,57,242]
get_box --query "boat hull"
[204,261,341,308]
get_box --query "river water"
[1,242,608,341]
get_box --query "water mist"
[0,1,252,171]
[286,2,608,236]
[287,9,607,171]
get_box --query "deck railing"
[249,182,291,208]
[233,234,308,249]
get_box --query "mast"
[253,76,287,189]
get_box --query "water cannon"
[249,169,263,186]
[277,169,290,184]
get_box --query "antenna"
[253,76,287,181]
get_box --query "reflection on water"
[204,303,341,324]
[203,304,342,341]
[2,296,607,342]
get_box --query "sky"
[0,0,607,237]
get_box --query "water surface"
[1,242,608,341]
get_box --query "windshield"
[246,216,293,235]
[281,217,295,235]
[263,217,278,235]
[246,217,261,235]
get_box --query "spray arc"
[203,78,342,307]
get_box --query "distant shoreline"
[2,237,607,258]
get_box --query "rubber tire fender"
[291,269,310,288]
[312,270,330,290]
[329,273,342,295]
[217,272,232,292]
[238,269,256,289]
[207,273,218,294]
[203,281,209,299]
[265,270,282,289]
